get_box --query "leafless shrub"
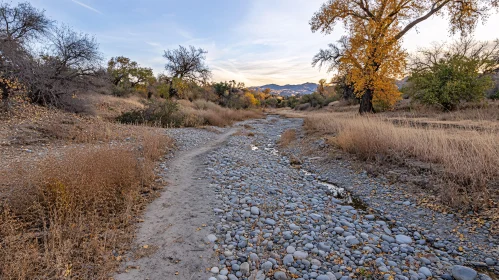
[0,2,103,110]
[0,1,51,110]
[27,25,102,106]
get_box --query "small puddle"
[319,181,347,198]
[264,147,279,156]
[251,144,279,156]
[302,169,370,211]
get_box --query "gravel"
[170,116,497,280]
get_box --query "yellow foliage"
[0,78,23,90]
[244,92,258,107]
[310,0,499,111]
[337,17,406,110]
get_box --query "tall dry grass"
[184,99,264,127]
[279,129,297,148]
[305,113,499,208]
[0,131,172,279]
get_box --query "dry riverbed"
[116,115,498,280]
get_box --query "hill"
[251,82,318,96]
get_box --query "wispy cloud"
[71,0,102,15]
[205,0,334,86]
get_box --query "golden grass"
[279,129,297,148]
[304,112,499,208]
[179,100,263,127]
[0,128,172,279]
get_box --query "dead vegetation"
[303,111,499,212]
[176,99,264,127]
[0,93,263,278]
[0,98,173,279]
[116,98,264,128]
[278,129,297,148]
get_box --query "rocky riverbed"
[118,115,497,280]
[200,115,497,280]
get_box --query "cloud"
[146,42,161,47]
[205,0,336,86]
[71,0,102,14]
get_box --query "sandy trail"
[115,128,236,280]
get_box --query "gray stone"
[274,271,288,280]
[418,267,432,277]
[310,213,322,220]
[265,218,276,225]
[451,265,477,280]
[240,262,250,276]
[293,251,308,260]
[395,235,413,244]
[207,234,217,242]
[261,261,273,272]
[211,267,219,274]
[381,234,395,243]
[346,236,360,245]
[485,258,495,266]
[283,254,294,266]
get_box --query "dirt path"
[115,128,236,280]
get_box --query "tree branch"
[394,0,451,40]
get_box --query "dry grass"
[305,112,499,209]
[279,129,297,148]
[180,99,263,127]
[0,102,173,279]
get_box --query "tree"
[0,1,51,110]
[311,0,499,114]
[163,45,211,98]
[332,73,357,102]
[405,38,498,110]
[27,25,102,105]
[107,56,154,95]
[243,92,258,108]
[317,79,327,96]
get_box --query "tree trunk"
[168,79,176,98]
[359,89,375,114]
[1,83,9,112]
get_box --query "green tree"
[107,56,154,95]
[405,39,498,110]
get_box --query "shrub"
[117,99,184,127]
[407,56,492,110]
[118,99,263,128]
[0,133,171,278]
[279,129,297,147]
[406,39,498,111]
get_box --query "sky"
[17,0,499,86]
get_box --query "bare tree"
[0,1,51,110]
[410,38,499,74]
[0,1,51,42]
[27,25,102,105]
[163,45,211,98]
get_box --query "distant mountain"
[251,82,318,97]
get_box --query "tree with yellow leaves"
[311,0,499,113]
[243,92,259,108]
